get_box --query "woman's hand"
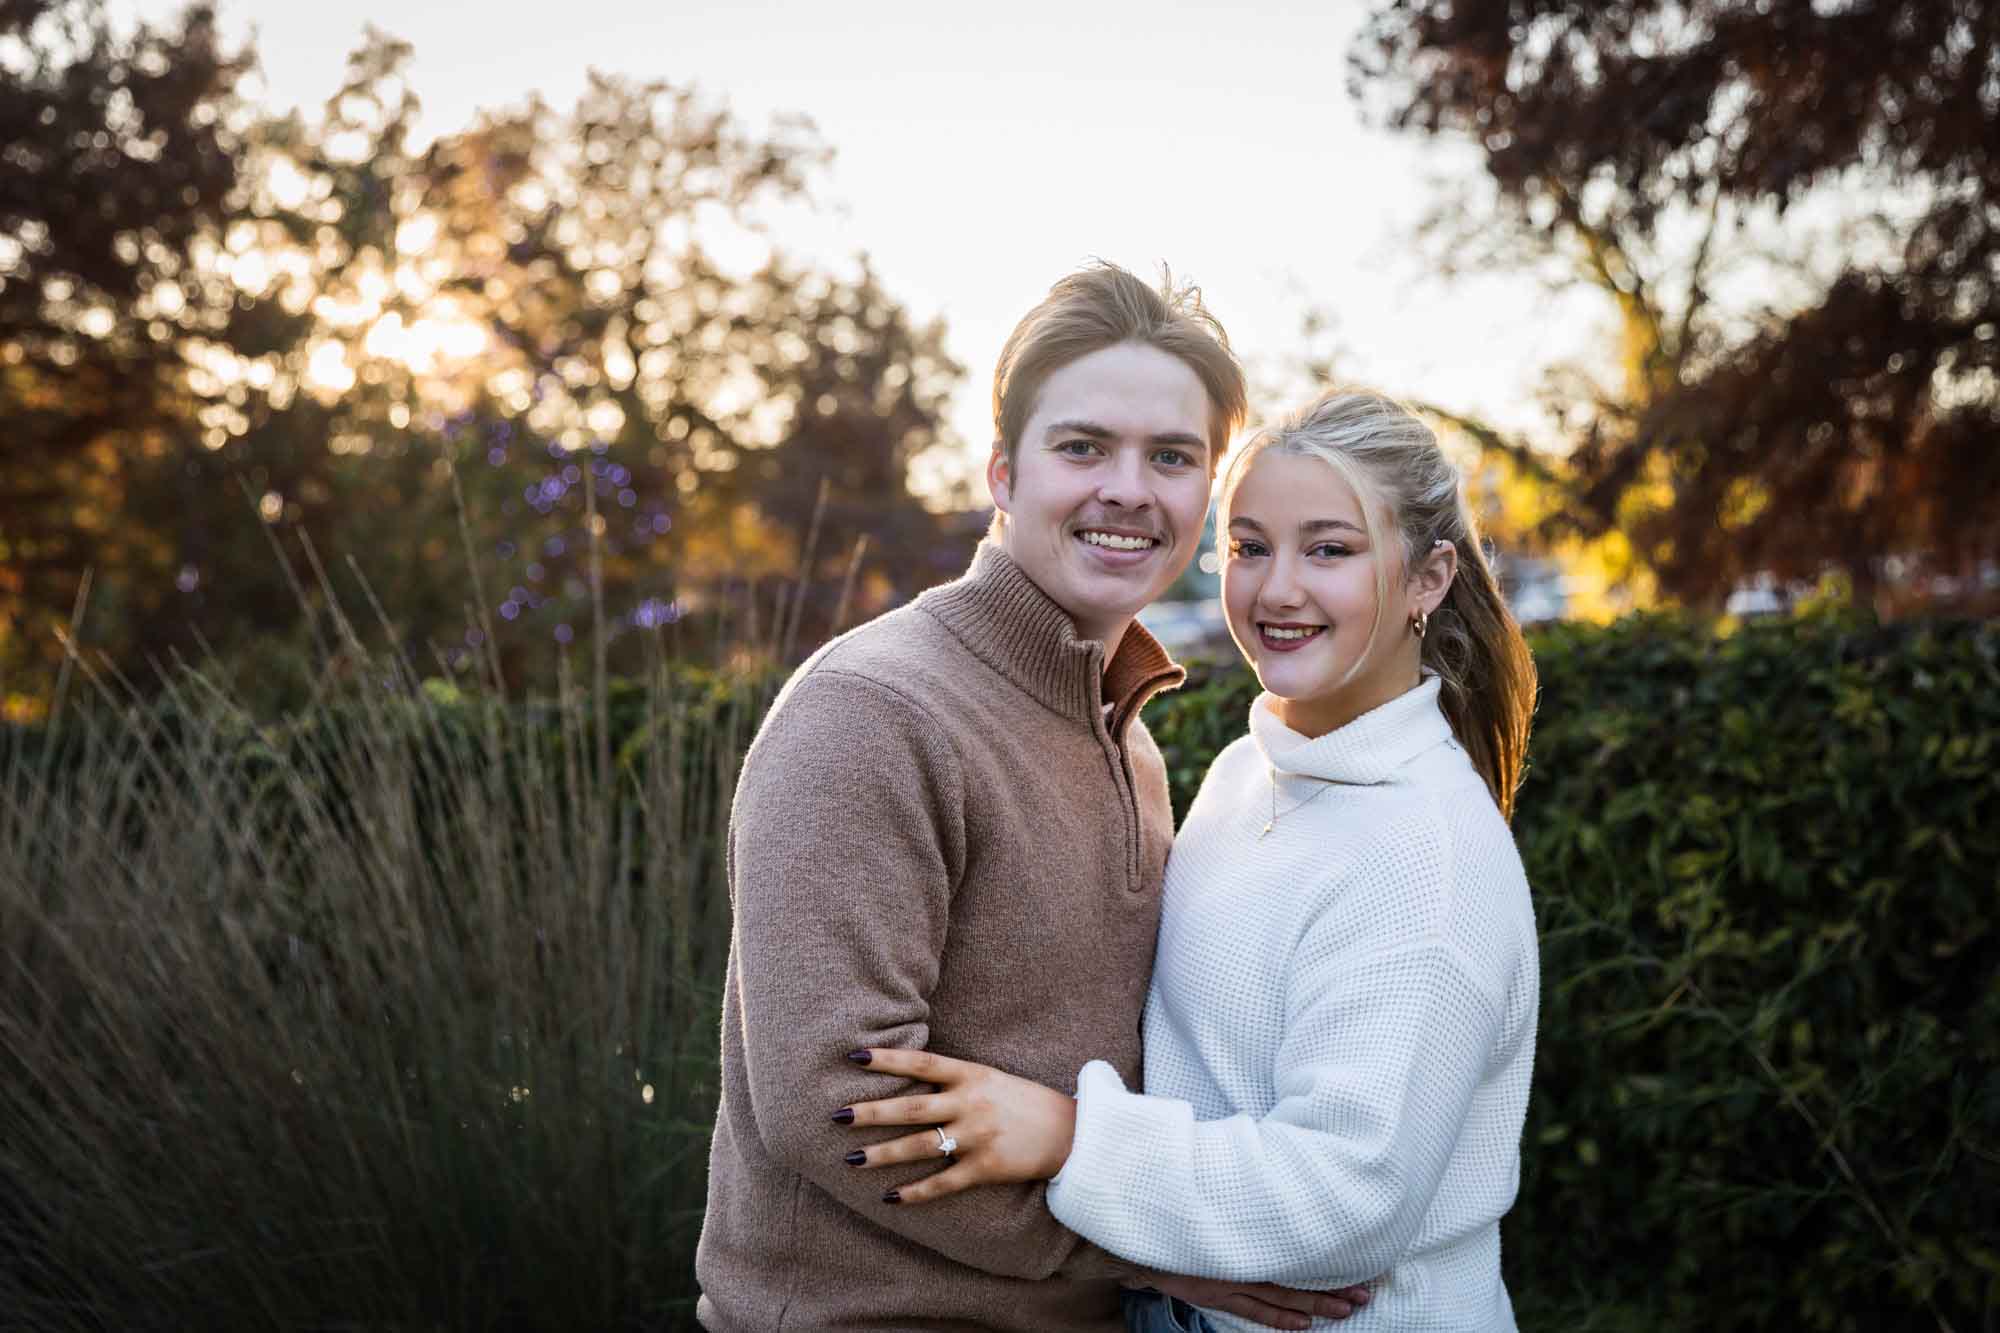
[835,1047,1076,1203]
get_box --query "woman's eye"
[1309,543,1352,559]
[1227,540,1268,558]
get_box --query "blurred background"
[3,5,1996,1330]
[7,0,1993,711]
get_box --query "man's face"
[987,341,1215,647]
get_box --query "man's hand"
[1145,1272,1372,1330]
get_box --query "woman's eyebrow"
[1228,516,1365,536]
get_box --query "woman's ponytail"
[1423,529,1536,821]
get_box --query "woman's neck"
[1275,656,1424,739]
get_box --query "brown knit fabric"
[696,542,1185,1332]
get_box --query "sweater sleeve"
[1044,848,1506,1285]
[727,668,1093,1279]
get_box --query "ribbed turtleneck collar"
[919,541,1185,734]
[1248,674,1454,787]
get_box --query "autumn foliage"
[1356,0,2000,611]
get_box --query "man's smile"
[1076,527,1161,553]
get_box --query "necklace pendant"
[1259,820,1273,837]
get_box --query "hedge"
[1154,612,2000,1331]
[2,610,1993,1330]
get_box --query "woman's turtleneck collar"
[919,541,1185,734]
[1248,674,1454,787]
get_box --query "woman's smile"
[1255,622,1327,652]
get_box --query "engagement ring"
[934,1127,957,1156]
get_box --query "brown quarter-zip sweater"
[696,542,1184,1332]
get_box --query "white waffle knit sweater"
[1046,677,1538,1332]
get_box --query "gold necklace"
[1261,768,1337,837]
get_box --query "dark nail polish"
[846,1049,872,1065]
[881,1189,901,1204]
[831,1107,854,1124]
[844,1150,866,1166]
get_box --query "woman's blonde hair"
[1221,389,1538,820]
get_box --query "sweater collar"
[1248,674,1453,786]
[919,541,1186,733]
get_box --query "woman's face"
[1221,450,1420,738]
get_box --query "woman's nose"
[1259,556,1305,609]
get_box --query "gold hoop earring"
[1410,608,1428,639]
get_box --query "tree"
[0,0,302,690]
[1,9,973,703]
[1354,0,2000,612]
[393,66,971,670]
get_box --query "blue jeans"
[1122,1287,1217,1333]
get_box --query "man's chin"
[1080,560,1177,594]
[1063,587,1168,640]
[1043,551,1188,633]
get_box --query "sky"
[120,0,1613,495]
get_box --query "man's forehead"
[1027,348,1211,438]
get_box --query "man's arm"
[1069,1248,1372,1326]
[727,668,1089,1279]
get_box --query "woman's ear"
[1413,539,1459,616]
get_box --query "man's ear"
[1414,539,1459,617]
[986,443,1013,516]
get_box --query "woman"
[839,390,1540,1332]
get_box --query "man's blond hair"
[991,262,1247,473]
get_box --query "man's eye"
[1152,448,1194,467]
[1057,440,1099,457]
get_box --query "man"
[697,264,1364,1331]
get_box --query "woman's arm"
[838,1048,1374,1328]
[842,941,1505,1287]
[1045,801,1528,1288]
[1047,938,1504,1286]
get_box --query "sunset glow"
[137,0,1611,463]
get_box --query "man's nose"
[1094,453,1152,509]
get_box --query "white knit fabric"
[1046,677,1538,1332]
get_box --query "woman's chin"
[1254,663,1332,704]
